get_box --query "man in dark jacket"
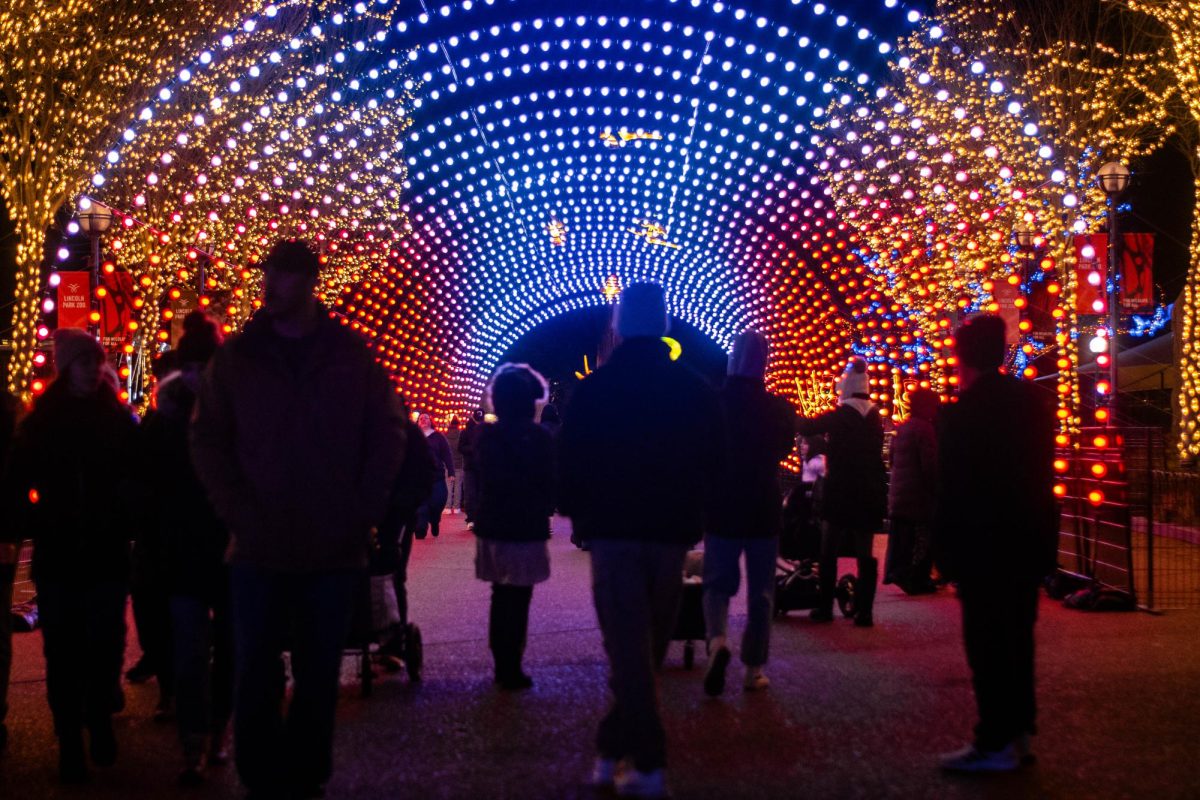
[935,314,1056,773]
[702,331,796,697]
[459,409,485,528]
[796,360,888,627]
[559,283,723,798]
[191,240,406,797]
[415,413,455,539]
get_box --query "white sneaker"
[615,767,668,798]
[939,743,1020,773]
[588,757,619,788]
[743,669,770,692]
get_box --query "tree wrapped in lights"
[30,0,414,401]
[0,0,288,397]
[817,0,1174,429]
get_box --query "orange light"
[1088,490,1105,506]
[89,311,101,323]
[1053,484,1067,498]
[1095,408,1110,422]
[1091,463,1108,478]
[1055,434,1069,446]
[1093,435,1108,449]
[1054,458,1068,472]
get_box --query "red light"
[28,488,39,505]
[1053,459,1068,473]
[1095,408,1110,422]
[1088,490,1105,506]
[1093,436,1108,449]
[1091,463,1108,478]
[1053,484,1067,498]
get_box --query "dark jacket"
[709,377,796,539]
[446,425,464,470]
[140,367,228,599]
[5,382,139,583]
[934,371,1057,582]
[459,420,483,472]
[476,420,555,542]
[888,415,937,523]
[796,404,887,531]
[559,337,723,545]
[424,430,455,480]
[190,310,407,573]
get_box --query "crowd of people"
[0,240,1057,799]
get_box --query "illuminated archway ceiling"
[89,0,1068,419]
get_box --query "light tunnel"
[62,0,1086,425]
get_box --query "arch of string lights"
[50,0,1103,430]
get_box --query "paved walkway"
[2,515,1198,799]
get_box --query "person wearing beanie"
[701,331,796,697]
[458,408,487,529]
[413,412,455,539]
[935,314,1056,773]
[191,239,406,796]
[883,388,940,596]
[140,311,233,784]
[474,364,555,690]
[795,359,888,627]
[4,329,138,782]
[559,282,723,797]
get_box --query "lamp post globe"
[1097,161,1131,196]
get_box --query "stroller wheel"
[404,623,423,682]
[836,574,857,618]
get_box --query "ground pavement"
[2,514,1198,799]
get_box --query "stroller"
[776,482,857,618]
[669,551,706,669]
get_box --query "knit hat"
[53,328,105,375]
[728,331,769,380]
[615,282,668,339]
[177,311,222,365]
[837,360,870,400]
[486,362,549,421]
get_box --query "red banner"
[100,271,136,350]
[1073,234,1107,315]
[1120,233,1154,313]
[55,272,91,330]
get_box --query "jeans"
[590,539,689,772]
[230,565,359,793]
[0,563,15,730]
[35,580,127,737]
[702,535,778,667]
[884,518,935,592]
[447,474,462,512]
[959,577,1040,751]
[818,522,877,617]
[170,591,233,760]
[415,478,449,538]
[489,584,533,681]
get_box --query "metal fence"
[1057,427,1200,612]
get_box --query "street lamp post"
[1097,161,1131,423]
[76,200,114,338]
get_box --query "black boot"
[855,557,878,627]
[88,714,117,767]
[58,728,88,784]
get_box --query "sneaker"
[940,743,1020,773]
[854,612,874,628]
[615,767,668,798]
[809,607,834,623]
[497,672,534,691]
[703,646,731,697]
[588,757,619,788]
[743,669,770,692]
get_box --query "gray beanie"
[728,331,769,379]
[615,283,668,339]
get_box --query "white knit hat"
[837,360,870,399]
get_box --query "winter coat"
[424,430,455,480]
[795,404,887,531]
[140,367,228,599]
[190,309,407,574]
[459,420,483,472]
[446,425,464,470]
[4,382,139,583]
[934,371,1058,582]
[476,420,555,543]
[888,415,938,523]
[558,337,724,546]
[708,377,797,539]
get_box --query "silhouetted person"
[797,360,887,627]
[459,408,486,528]
[560,283,723,798]
[702,331,795,696]
[445,416,464,514]
[936,314,1056,772]
[5,329,138,782]
[884,388,939,595]
[191,240,406,797]
[0,389,21,755]
[414,413,454,539]
[475,364,555,691]
[141,311,232,785]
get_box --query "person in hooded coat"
[702,331,796,697]
[884,387,940,595]
[5,329,138,783]
[141,311,232,785]
[795,360,888,627]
